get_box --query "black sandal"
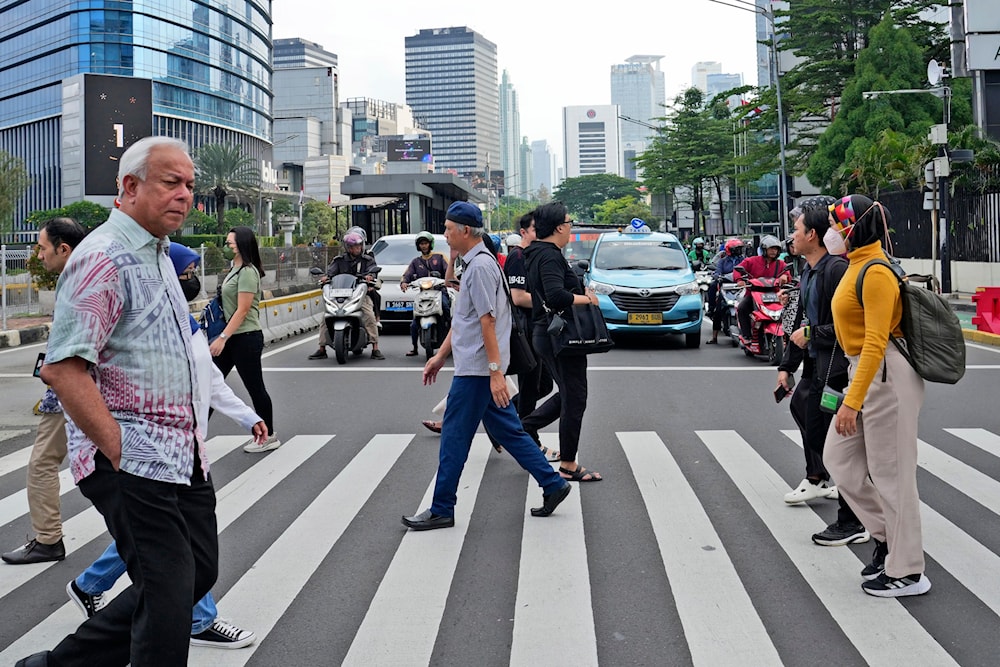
[559,466,603,482]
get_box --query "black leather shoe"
[531,482,572,517]
[15,651,49,667]
[2,538,65,564]
[308,349,327,360]
[401,509,454,531]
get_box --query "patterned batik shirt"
[45,209,205,485]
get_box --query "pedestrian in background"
[777,199,868,546]
[20,136,218,667]
[402,202,571,531]
[211,225,280,453]
[824,194,929,598]
[2,217,86,566]
[521,201,603,482]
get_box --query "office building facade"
[273,37,337,70]
[499,69,521,187]
[531,139,556,195]
[0,0,273,240]
[611,55,665,180]
[563,105,622,178]
[404,26,499,177]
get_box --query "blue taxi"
[580,230,703,348]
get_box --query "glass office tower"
[0,0,273,239]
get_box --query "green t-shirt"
[221,264,261,334]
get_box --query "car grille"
[610,293,680,312]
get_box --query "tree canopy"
[0,151,30,236]
[193,144,260,234]
[552,174,641,222]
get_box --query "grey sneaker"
[811,521,870,546]
[190,619,255,649]
[243,434,281,453]
[66,580,106,618]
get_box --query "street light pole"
[706,0,791,240]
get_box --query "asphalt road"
[1,322,999,666]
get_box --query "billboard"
[386,139,432,163]
[84,74,154,196]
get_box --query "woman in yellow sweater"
[824,194,929,598]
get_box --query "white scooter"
[311,267,381,364]
[408,274,451,360]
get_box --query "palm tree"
[193,144,259,233]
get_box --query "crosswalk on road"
[1,426,999,665]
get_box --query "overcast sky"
[273,0,760,162]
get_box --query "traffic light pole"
[938,145,952,293]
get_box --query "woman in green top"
[210,226,280,453]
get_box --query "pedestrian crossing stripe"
[1,427,999,665]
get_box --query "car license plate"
[628,312,662,324]
[386,300,412,311]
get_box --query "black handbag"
[469,251,537,375]
[544,302,614,356]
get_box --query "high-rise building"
[531,139,556,195]
[0,0,273,240]
[404,27,499,177]
[273,37,338,70]
[706,72,744,106]
[691,61,723,94]
[611,55,665,180]
[499,70,521,186]
[517,137,533,200]
[563,105,622,178]
[272,65,341,196]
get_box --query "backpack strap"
[854,257,910,363]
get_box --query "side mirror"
[309,267,324,276]
[576,259,590,272]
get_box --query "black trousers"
[514,322,554,420]
[789,357,860,524]
[521,333,589,463]
[212,329,274,434]
[737,293,755,339]
[48,452,218,666]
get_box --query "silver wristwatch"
[488,362,501,372]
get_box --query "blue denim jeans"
[430,375,566,518]
[77,541,218,635]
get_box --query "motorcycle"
[729,274,785,365]
[310,267,382,364]
[693,264,713,313]
[407,273,451,359]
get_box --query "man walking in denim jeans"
[401,202,571,531]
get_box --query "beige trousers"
[319,294,378,346]
[824,344,925,577]
[27,411,68,544]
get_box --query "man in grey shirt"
[402,202,571,530]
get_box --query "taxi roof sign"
[625,217,652,233]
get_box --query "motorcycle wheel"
[421,325,436,360]
[768,335,784,366]
[334,329,348,365]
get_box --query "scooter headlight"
[419,279,434,290]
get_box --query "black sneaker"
[371,349,385,360]
[862,572,931,598]
[190,619,256,649]
[861,539,888,580]
[811,521,870,547]
[307,349,328,360]
[66,580,106,618]
[2,538,65,564]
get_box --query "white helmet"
[505,233,522,248]
[760,235,782,251]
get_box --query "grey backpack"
[856,258,966,384]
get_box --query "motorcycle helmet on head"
[760,235,782,252]
[692,237,705,247]
[505,233,522,248]
[415,231,434,251]
[346,226,367,244]
[343,232,364,248]
[489,233,502,250]
[724,238,743,256]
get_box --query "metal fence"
[877,185,1000,262]
[1,245,35,330]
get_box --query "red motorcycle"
[730,273,786,365]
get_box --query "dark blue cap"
[446,201,483,227]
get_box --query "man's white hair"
[118,136,191,196]
[457,224,485,238]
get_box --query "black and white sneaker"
[811,521,870,546]
[862,572,931,598]
[861,539,889,581]
[66,580,106,618]
[190,619,256,649]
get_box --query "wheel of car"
[685,332,701,349]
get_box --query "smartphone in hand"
[774,375,795,402]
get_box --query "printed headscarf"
[829,194,890,249]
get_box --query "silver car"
[370,233,450,323]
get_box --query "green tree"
[552,174,641,222]
[536,183,552,204]
[193,143,260,234]
[0,151,31,236]
[300,200,337,244]
[185,208,217,234]
[837,129,929,197]
[224,208,254,230]
[807,15,943,192]
[25,201,111,288]
[593,197,653,227]
[492,196,534,231]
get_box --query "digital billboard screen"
[84,74,154,196]
[387,139,432,163]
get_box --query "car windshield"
[562,231,611,262]
[371,237,448,265]
[594,240,689,271]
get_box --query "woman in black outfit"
[521,202,603,482]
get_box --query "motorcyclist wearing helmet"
[687,237,712,268]
[308,231,384,360]
[402,231,450,356]
[706,238,745,344]
[734,234,790,340]
[489,233,507,269]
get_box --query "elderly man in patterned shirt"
[18,137,216,667]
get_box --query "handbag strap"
[466,250,528,337]
[823,339,838,385]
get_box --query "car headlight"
[589,281,616,295]
[673,281,700,296]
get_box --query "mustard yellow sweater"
[831,243,904,411]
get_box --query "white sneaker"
[243,434,281,453]
[784,478,834,504]
[825,485,840,500]
[190,618,255,649]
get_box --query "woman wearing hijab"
[824,194,928,598]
